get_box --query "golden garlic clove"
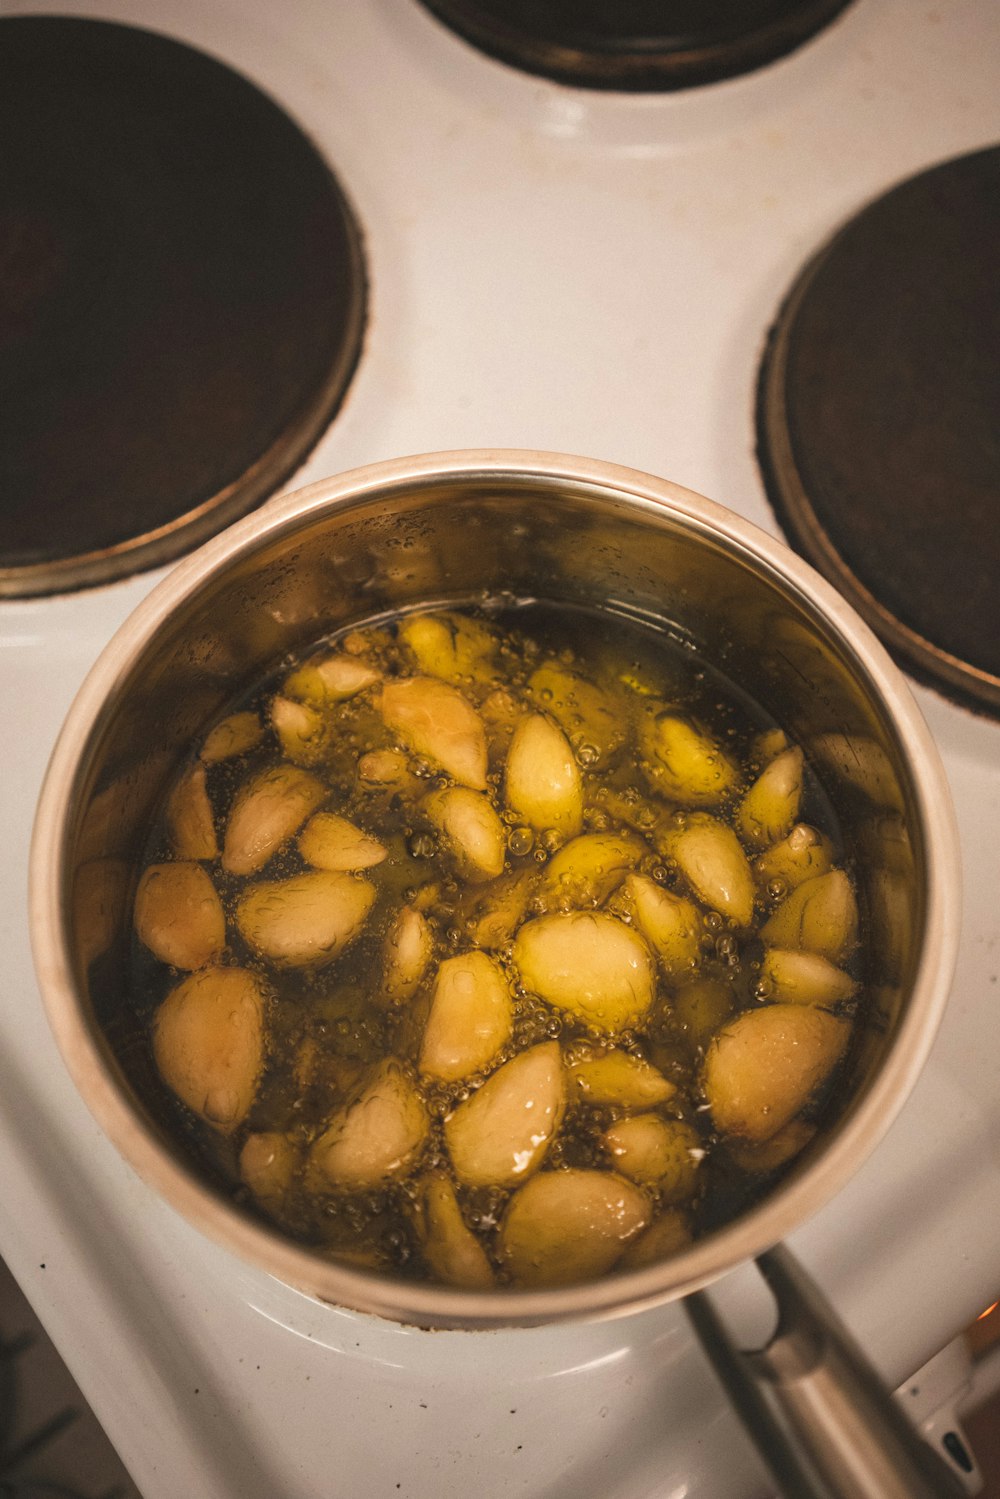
[379,904,434,1006]
[444,1042,565,1188]
[419,951,513,1083]
[760,947,858,1007]
[513,912,656,1034]
[418,1175,495,1290]
[754,823,834,891]
[199,711,265,765]
[527,662,626,768]
[660,815,755,927]
[565,1047,675,1109]
[459,866,537,950]
[357,748,421,797]
[166,762,218,861]
[638,710,740,806]
[617,1209,692,1269]
[620,873,702,977]
[283,652,380,706]
[727,1118,817,1174]
[133,861,225,971]
[703,1003,851,1142]
[760,869,858,962]
[235,870,375,968]
[750,727,790,766]
[307,1059,429,1190]
[537,831,644,911]
[423,787,506,884]
[499,1169,649,1287]
[381,676,488,790]
[269,695,331,768]
[671,974,735,1048]
[398,612,499,685]
[603,1116,703,1201]
[298,812,388,871]
[239,1131,300,1202]
[736,746,803,850]
[503,713,583,839]
[222,763,327,876]
[153,965,265,1134]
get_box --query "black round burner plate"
[415,0,854,90]
[757,146,1000,717]
[0,17,367,596]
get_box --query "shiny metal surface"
[30,449,960,1330]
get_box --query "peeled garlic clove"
[418,1175,495,1290]
[357,748,421,797]
[419,951,513,1082]
[736,747,803,850]
[134,862,225,971]
[308,1059,429,1189]
[565,1048,675,1108]
[74,857,129,968]
[153,966,264,1134]
[166,762,218,861]
[459,866,537,950]
[728,1118,816,1174]
[617,1209,692,1269]
[537,831,644,911]
[239,1131,299,1202]
[513,912,655,1034]
[751,727,790,766]
[269,695,331,767]
[504,713,583,839]
[379,904,434,1006]
[480,688,523,765]
[671,975,734,1048]
[760,947,857,1007]
[284,652,380,706]
[235,870,375,968]
[222,763,327,876]
[761,869,858,962]
[499,1169,649,1287]
[381,677,488,790]
[639,710,739,806]
[703,1003,851,1142]
[754,823,834,891]
[603,1116,703,1202]
[444,1042,565,1188]
[527,662,625,768]
[298,812,387,871]
[200,711,264,765]
[621,873,702,977]
[661,815,755,927]
[398,612,499,685]
[423,787,506,883]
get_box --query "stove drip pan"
[757,145,1000,718]
[414,0,854,90]
[0,17,367,597]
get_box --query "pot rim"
[29,448,962,1329]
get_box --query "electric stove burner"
[0,17,367,597]
[756,145,1000,718]
[414,0,854,90]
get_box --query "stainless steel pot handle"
[685,1244,967,1498]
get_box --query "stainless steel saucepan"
[30,452,963,1497]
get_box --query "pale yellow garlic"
[308,1059,429,1189]
[703,1003,851,1142]
[527,662,625,768]
[621,873,702,977]
[537,831,644,911]
[565,1048,675,1109]
[617,1209,692,1269]
[754,823,834,891]
[419,1175,495,1290]
[166,762,218,861]
[760,947,857,1007]
[284,652,380,705]
[235,870,375,968]
[134,861,225,971]
[298,812,387,871]
[380,904,434,1006]
[381,677,488,790]
[638,710,739,806]
[239,1131,299,1201]
[357,748,420,796]
[419,951,513,1083]
[736,746,803,850]
[269,695,330,767]
[660,815,755,927]
[728,1118,817,1174]
[671,975,734,1048]
[222,763,327,876]
[459,867,537,950]
[603,1116,702,1202]
[499,1169,649,1287]
[504,713,583,839]
[444,1042,565,1188]
[751,727,790,765]
[199,711,264,764]
[398,612,499,685]
[423,787,506,883]
[153,965,264,1134]
[761,869,858,963]
[513,912,655,1034]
